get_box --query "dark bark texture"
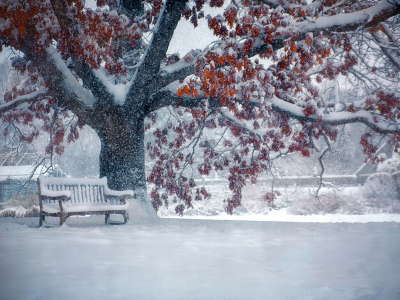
[93,0,187,193]
[98,113,146,192]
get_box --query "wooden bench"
[37,176,132,226]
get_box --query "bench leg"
[39,213,45,227]
[58,200,66,226]
[123,212,129,223]
[60,213,66,226]
[105,213,110,224]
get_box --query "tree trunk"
[90,100,160,220]
[96,112,159,220]
[98,114,146,192]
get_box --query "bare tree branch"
[315,135,331,199]
[371,31,400,71]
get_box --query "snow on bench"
[37,176,133,226]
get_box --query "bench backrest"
[45,183,106,204]
[39,177,108,204]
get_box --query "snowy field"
[156,184,400,218]
[1,209,400,300]
[1,183,400,300]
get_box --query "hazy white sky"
[83,0,223,56]
[167,5,225,55]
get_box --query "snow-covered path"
[1,216,400,300]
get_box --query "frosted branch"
[0,90,49,114]
[126,0,187,104]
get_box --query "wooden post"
[123,212,129,223]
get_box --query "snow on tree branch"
[297,1,399,35]
[0,89,49,114]
[40,47,98,109]
[371,31,400,71]
[126,0,187,104]
[249,0,400,58]
[268,95,400,135]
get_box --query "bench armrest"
[38,176,72,198]
[104,188,134,198]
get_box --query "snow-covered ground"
[157,184,400,217]
[1,183,400,300]
[1,210,400,300]
[167,208,400,223]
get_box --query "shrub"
[0,192,40,217]
[288,194,345,215]
[362,156,400,201]
[287,187,400,215]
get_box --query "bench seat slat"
[43,203,129,213]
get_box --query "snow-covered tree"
[1,0,399,215]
